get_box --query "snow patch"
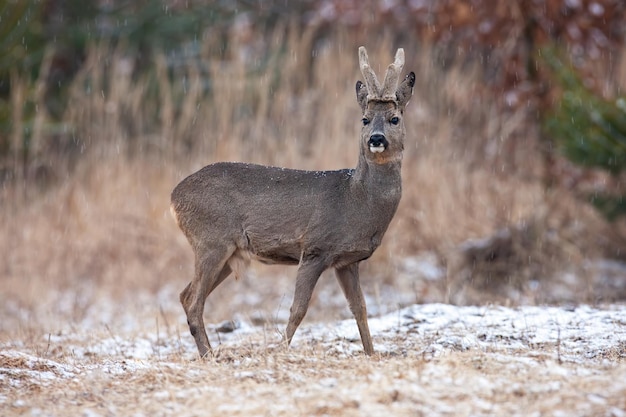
[296,303,626,363]
[1,304,624,392]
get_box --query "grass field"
[2,37,626,415]
[2,301,625,416]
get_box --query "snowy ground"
[1,303,625,416]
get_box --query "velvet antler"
[358,47,405,103]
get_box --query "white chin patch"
[369,146,385,153]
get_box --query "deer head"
[356,47,415,164]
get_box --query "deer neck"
[353,151,403,202]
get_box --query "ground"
[2,300,625,416]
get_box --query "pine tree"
[543,49,626,220]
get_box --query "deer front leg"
[285,258,326,347]
[335,263,374,355]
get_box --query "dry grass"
[2,30,626,416]
[2,33,623,334]
[2,321,625,416]
[0,354,611,416]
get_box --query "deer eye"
[362,118,370,126]
[390,116,400,125]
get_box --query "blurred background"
[2,0,626,339]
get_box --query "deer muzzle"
[368,134,388,153]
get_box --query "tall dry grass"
[1,30,621,343]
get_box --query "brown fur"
[171,47,415,357]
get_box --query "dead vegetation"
[2,28,626,416]
[2,304,625,416]
[1,35,625,332]
[2,351,624,417]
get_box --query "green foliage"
[543,50,626,175]
[0,0,45,76]
[0,1,250,167]
[543,48,626,219]
[0,0,43,154]
[589,194,626,222]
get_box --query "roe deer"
[171,46,415,357]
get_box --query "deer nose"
[368,134,388,152]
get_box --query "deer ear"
[396,71,415,108]
[356,80,368,112]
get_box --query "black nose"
[368,134,388,148]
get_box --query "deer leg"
[180,246,233,358]
[335,263,374,355]
[285,259,326,346]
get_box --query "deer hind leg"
[180,244,234,358]
[285,258,326,347]
[335,263,374,355]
